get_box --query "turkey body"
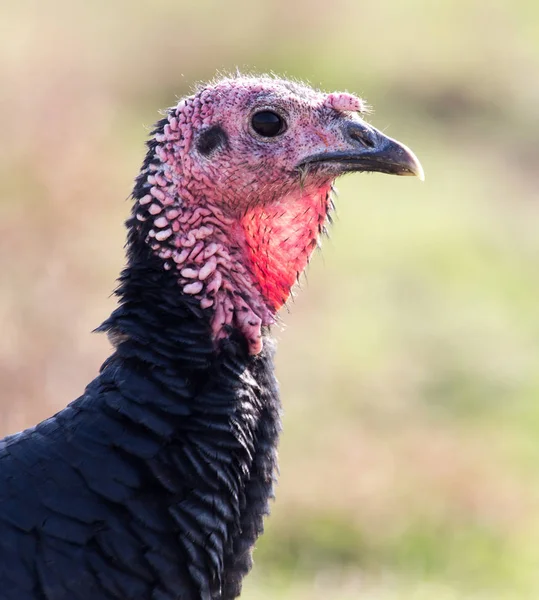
[0,74,423,600]
[0,244,280,600]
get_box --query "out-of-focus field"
[1,1,538,597]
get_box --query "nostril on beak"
[346,122,377,149]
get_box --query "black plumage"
[0,234,281,600]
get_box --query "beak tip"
[397,142,424,182]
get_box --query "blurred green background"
[1,0,538,598]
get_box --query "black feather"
[0,232,281,600]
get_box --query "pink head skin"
[133,75,423,354]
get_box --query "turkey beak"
[299,121,424,180]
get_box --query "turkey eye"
[251,111,286,137]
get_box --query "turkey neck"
[97,242,281,599]
[99,235,277,423]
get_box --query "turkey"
[0,74,423,600]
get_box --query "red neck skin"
[241,186,332,312]
[136,177,332,355]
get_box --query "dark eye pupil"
[251,111,285,137]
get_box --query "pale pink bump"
[180,267,198,278]
[188,241,205,261]
[187,207,211,224]
[194,226,214,240]
[203,243,219,259]
[136,213,146,221]
[155,228,172,241]
[206,270,222,294]
[154,216,169,228]
[183,232,196,248]
[150,186,165,201]
[155,173,168,187]
[183,281,203,295]
[173,248,190,264]
[198,257,217,281]
[200,298,214,309]
[216,245,231,259]
[139,194,152,205]
[177,211,190,224]
[161,193,176,207]
[148,203,162,215]
[166,209,180,219]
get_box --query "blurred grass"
[1,0,539,598]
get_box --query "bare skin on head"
[133,75,423,354]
